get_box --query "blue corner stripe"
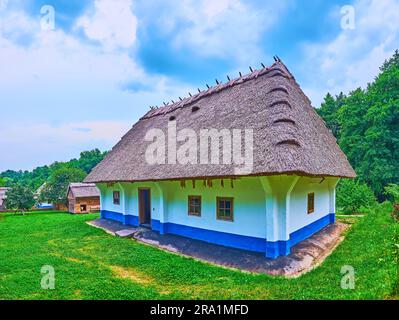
[265,241,290,259]
[100,210,335,259]
[151,219,161,232]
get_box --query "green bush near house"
[0,204,398,300]
[336,179,377,214]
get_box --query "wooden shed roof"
[68,183,100,198]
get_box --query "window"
[188,196,201,216]
[217,197,234,221]
[307,192,315,214]
[113,191,120,205]
[80,204,87,212]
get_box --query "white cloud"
[76,0,137,50]
[0,121,131,171]
[149,0,287,65]
[0,121,131,146]
[202,0,233,17]
[301,0,399,107]
[0,7,195,171]
[0,0,8,11]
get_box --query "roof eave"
[85,170,356,185]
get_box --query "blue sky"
[0,0,398,171]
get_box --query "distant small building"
[67,183,100,214]
[36,203,54,210]
[0,187,9,212]
[54,203,68,211]
[34,183,54,210]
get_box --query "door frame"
[138,188,151,225]
[80,204,87,213]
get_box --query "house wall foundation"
[97,175,338,259]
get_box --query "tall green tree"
[318,50,399,200]
[0,149,106,192]
[381,49,399,72]
[6,184,36,214]
[317,92,346,139]
[76,149,107,173]
[40,167,86,206]
[337,88,370,170]
[0,177,7,187]
[360,55,399,197]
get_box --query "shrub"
[6,184,36,214]
[40,167,86,206]
[391,230,399,295]
[384,184,399,220]
[336,179,377,214]
[384,184,399,203]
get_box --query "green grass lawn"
[0,204,398,300]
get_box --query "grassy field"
[0,204,398,300]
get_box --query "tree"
[0,170,24,181]
[318,50,399,200]
[0,177,7,187]
[6,184,36,214]
[385,184,399,203]
[391,231,399,295]
[76,149,107,173]
[359,61,399,199]
[380,49,399,73]
[316,92,346,139]
[336,179,377,214]
[0,177,12,187]
[40,167,86,206]
[384,184,399,220]
[0,149,107,194]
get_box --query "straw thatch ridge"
[85,60,356,183]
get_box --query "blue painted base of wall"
[151,219,162,233]
[265,241,290,259]
[101,210,139,227]
[159,221,267,253]
[265,213,335,258]
[100,210,335,259]
[290,213,335,248]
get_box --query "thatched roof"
[68,183,100,199]
[85,60,355,183]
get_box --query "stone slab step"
[115,229,137,238]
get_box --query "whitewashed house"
[85,60,355,258]
[0,187,9,212]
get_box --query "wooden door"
[138,188,151,225]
